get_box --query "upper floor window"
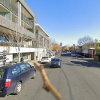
[9,38,14,42]
[36,30,38,34]
[0,36,6,42]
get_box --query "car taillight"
[58,62,61,65]
[5,79,11,88]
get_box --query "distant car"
[75,54,82,58]
[71,53,76,57]
[50,55,55,59]
[50,58,61,68]
[67,51,71,54]
[0,62,36,97]
[41,56,51,64]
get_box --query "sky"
[25,0,100,46]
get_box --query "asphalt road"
[1,53,100,100]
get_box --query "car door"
[9,65,21,91]
[19,63,29,83]
[25,63,34,78]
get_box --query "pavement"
[28,60,34,66]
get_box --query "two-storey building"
[35,24,50,61]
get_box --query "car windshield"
[0,68,5,79]
[42,57,48,59]
[52,59,60,61]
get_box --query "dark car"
[75,54,82,58]
[50,58,61,68]
[0,62,36,97]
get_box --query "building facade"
[0,0,50,63]
[35,24,50,61]
[82,42,95,57]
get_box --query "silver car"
[41,57,51,64]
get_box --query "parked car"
[50,55,55,59]
[50,58,61,68]
[0,62,36,97]
[41,56,51,64]
[75,54,82,58]
[71,53,76,57]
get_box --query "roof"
[35,24,49,37]
[19,0,35,17]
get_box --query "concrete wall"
[0,15,35,39]
[0,46,46,61]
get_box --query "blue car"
[50,58,61,68]
[0,62,36,97]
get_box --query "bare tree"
[77,36,94,46]
[7,26,28,62]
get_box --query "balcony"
[0,41,35,48]
[0,15,35,39]
[0,0,18,15]
[21,13,33,28]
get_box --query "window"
[20,64,27,72]
[26,63,31,69]
[36,30,38,34]
[42,57,48,59]
[22,53,28,60]
[0,69,5,79]
[52,59,60,61]
[0,36,6,42]
[9,38,14,42]
[12,66,21,75]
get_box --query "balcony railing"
[0,41,35,48]
[0,15,35,38]
[0,0,18,15]
[21,13,33,28]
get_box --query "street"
[1,53,100,100]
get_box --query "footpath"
[28,60,34,66]
[81,57,100,65]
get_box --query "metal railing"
[0,0,18,15]
[0,41,35,48]
[21,13,33,27]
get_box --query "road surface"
[1,53,100,100]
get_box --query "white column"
[10,12,12,21]
[33,52,36,60]
[18,2,21,26]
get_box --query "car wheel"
[13,82,22,95]
[31,72,36,79]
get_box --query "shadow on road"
[71,60,100,68]
[61,53,71,57]
[41,63,50,68]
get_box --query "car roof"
[42,56,49,58]
[51,58,60,60]
[0,62,29,69]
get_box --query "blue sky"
[25,0,100,46]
